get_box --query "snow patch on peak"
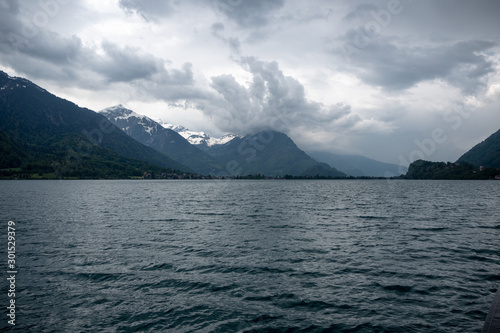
[99,105,238,146]
[161,123,187,133]
[100,105,145,121]
[100,104,129,114]
[207,134,238,146]
[159,122,237,147]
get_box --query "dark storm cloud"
[397,0,500,39]
[0,0,81,64]
[213,0,284,28]
[338,34,496,94]
[0,0,20,24]
[90,43,195,91]
[0,1,86,83]
[206,56,351,134]
[119,0,176,21]
[93,42,162,83]
[131,62,216,102]
[0,0,199,97]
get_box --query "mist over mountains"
[0,71,345,178]
[100,105,345,177]
[1,71,498,180]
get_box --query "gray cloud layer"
[0,0,199,100]
[119,0,176,22]
[337,36,496,94]
[1,0,499,163]
[214,0,284,28]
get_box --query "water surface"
[0,179,499,332]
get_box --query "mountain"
[160,123,237,151]
[0,71,188,178]
[101,107,344,177]
[404,159,499,180]
[204,130,346,177]
[457,129,500,168]
[100,105,223,174]
[404,129,500,180]
[0,130,26,169]
[308,151,406,177]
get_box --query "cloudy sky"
[1,0,499,165]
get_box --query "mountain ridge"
[204,130,346,177]
[457,128,500,168]
[100,104,346,177]
[159,122,238,150]
[100,105,224,175]
[0,71,190,178]
[404,127,500,180]
[308,151,406,177]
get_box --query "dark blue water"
[0,179,499,332]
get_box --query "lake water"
[0,179,499,332]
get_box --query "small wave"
[247,214,273,219]
[267,224,296,229]
[480,274,500,281]
[147,278,219,294]
[466,255,496,263]
[286,299,335,310]
[477,224,500,229]
[357,215,390,220]
[244,293,296,303]
[473,248,499,256]
[74,272,126,282]
[411,227,449,231]
[289,271,330,278]
[195,212,228,216]
[142,218,185,222]
[336,267,371,275]
[141,263,173,271]
[247,314,282,323]
[377,283,413,293]
[301,248,330,255]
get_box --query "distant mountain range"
[3,70,495,180]
[100,105,345,177]
[0,71,187,179]
[204,130,346,177]
[159,123,237,151]
[99,105,223,175]
[308,151,406,177]
[0,71,346,178]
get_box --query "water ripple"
[0,179,499,332]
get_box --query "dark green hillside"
[206,130,346,177]
[0,130,25,169]
[0,71,189,178]
[404,159,499,180]
[457,129,500,168]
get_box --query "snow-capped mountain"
[100,105,224,174]
[99,104,164,141]
[160,122,238,150]
[98,105,344,177]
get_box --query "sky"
[1,0,499,166]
